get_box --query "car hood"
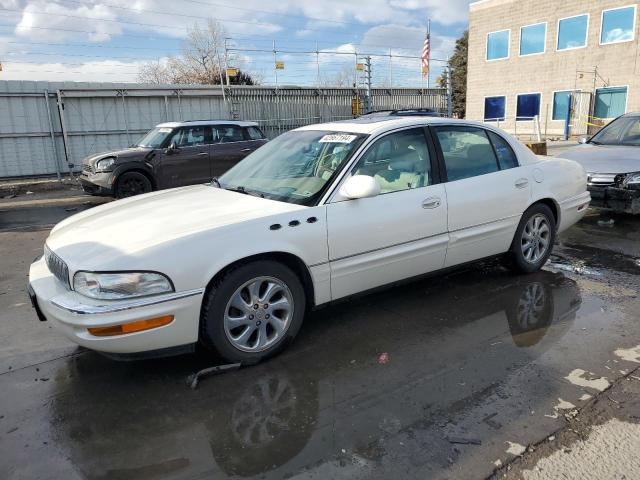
[46,185,305,268]
[82,147,152,165]
[559,144,640,173]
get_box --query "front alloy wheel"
[224,276,294,353]
[200,260,306,364]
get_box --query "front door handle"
[515,178,529,189]
[422,197,441,209]
[197,152,208,156]
[241,148,253,152]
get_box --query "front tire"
[114,171,153,199]
[510,203,556,273]
[200,260,306,364]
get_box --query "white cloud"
[0,60,144,82]
[389,0,474,25]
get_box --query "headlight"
[623,172,640,186]
[73,271,174,300]
[95,157,115,172]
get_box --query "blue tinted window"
[516,94,541,121]
[487,30,510,60]
[552,91,571,121]
[594,87,628,119]
[487,131,518,169]
[557,15,588,50]
[601,6,636,44]
[520,23,546,55]
[484,96,506,121]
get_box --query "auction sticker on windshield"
[319,134,358,143]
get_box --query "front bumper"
[588,185,640,214]
[28,257,204,354]
[79,171,115,196]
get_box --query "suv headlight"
[73,271,174,300]
[95,157,115,172]
[623,172,640,186]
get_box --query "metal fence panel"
[0,81,446,178]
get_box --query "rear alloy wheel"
[200,260,306,364]
[510,204,556,273]
[115,171,152,199]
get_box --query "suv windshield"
[218,130,366,205]
[590,116,640,146]
[136,127,174,148]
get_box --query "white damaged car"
[28,116,590,363]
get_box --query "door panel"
[327,127,448,301]
[210,125,255,176]
[328,185,449,299]
[432,125,530,267]
[158,126,211,188]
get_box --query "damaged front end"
[588,172,640,214]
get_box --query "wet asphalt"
[1,203,639,480]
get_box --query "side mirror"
[166,142,178,154]
[578,136,589,144]
[339,175,380,200]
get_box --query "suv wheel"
[115,171,152,199]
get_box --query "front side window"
[168,126,208,147]
[350,128,431,194]
[594,87,628,119]
[136,127,173,148]
[520,23,546,55]
[601,6,636,44]
[552,91,572,121]
[434,126,500,182]
[516,93,541,121]
[487,30,510,60]
[484,96,506,121]
[590,116,640,146]
[219,130,366,205]
[557,14,589,50]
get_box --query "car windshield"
[218,130,367,205]
[590,117,640,146]
[136,127,174,148]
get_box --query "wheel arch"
[112,165,157,192]
[201,251,317,313]
[528,197,560,230]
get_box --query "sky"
[0,0,473,86]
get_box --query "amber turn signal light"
[87,315,174,337]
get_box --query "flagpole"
[427,19,431,90]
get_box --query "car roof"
[155,120,259,128]
[295,116,488,135]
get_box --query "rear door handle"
[515,178,529,189]
[197,152,208,156]
[241,148,253,152]
[422,197,441,209]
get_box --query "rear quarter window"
[487,131,518,169]
[246,126,266,140]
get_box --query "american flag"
[421,32,430,77]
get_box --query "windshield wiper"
[226,185,265,198]
[210,177,221,187]
[589,140,602,145]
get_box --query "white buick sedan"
[28,116,590,363]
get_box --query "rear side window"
[487,131,518,169]
[434,126,500,182]
[245,126,265,140]
[214,125,245,143]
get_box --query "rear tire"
[200,260,306,365]
[114,171,152,199]
[510,203,556,273]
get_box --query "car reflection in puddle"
[49,267,580,479]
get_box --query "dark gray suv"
[80,120,268,198]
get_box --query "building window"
[552,91,572,121]
[601,6,636,44]
[557,14,589,50]
[484,96,506,121]
[516,93,541,121]
[487,30,510,60]
[520,22,546,55]
[594,87,628,119]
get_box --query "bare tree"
[321,65,356,87]
[138,19,255,85]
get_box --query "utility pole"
[364,55,373,113]
[446,63,453,118]
[224,38,230,87]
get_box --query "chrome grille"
[44,245,70,288]
[587,173,617,187]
